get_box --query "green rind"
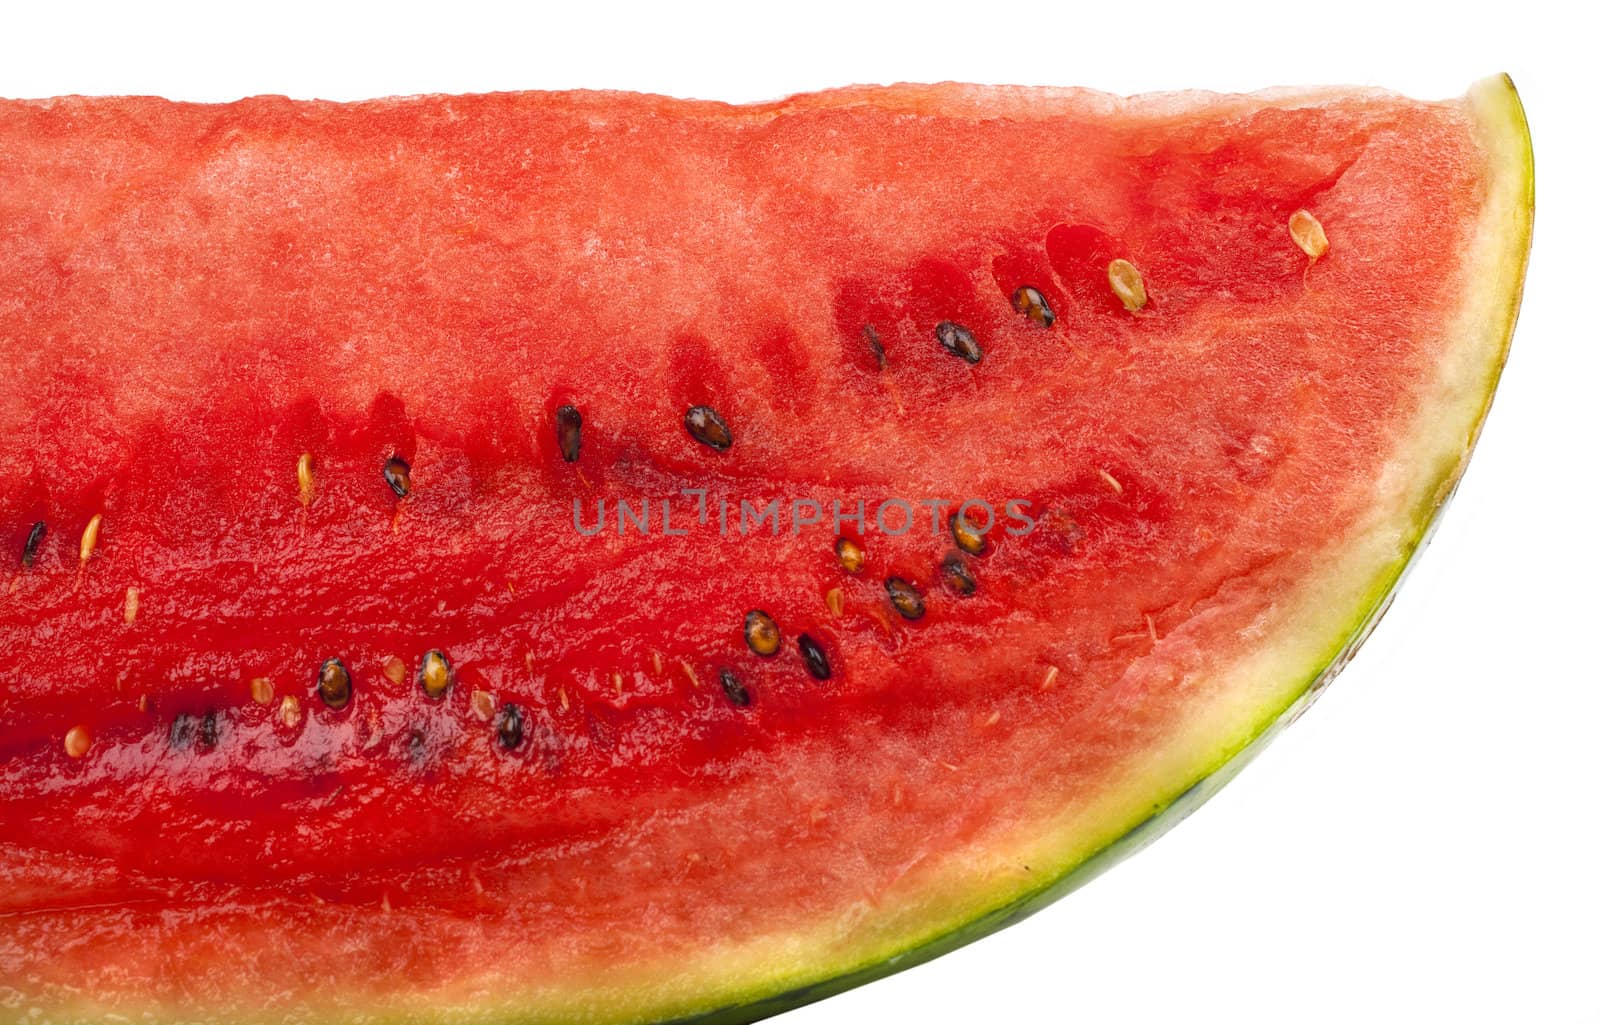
[669,72,1534,1025]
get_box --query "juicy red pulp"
[0,90,1478,944]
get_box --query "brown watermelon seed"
[297,453,315,508]
[419,649,453,700]
[1107,259,1147,312]
[835,537,865,574]
[942,553,977,597]
[63,725,92,759]
[935,321,982,364]
[555,405,583,463]
[1011,286,1056,327]
[744,609,781,657]
[950,511,987,556]
[383,456,412,498]
[79,513,103,564]
[798,633,832,681]
[885,577,925,620]
[317,657,353,710]
[825,587,844,617]
[20,520,44,568]
[719,667,752,708]
[496,703,524,750]
[684,406,733,451]
[1289,209,1330,260]
[250,677,275,705]
[862,324,888,370]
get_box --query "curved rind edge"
[668,72,1534,1025]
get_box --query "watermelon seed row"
[42,212,1332,760]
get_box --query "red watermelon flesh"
[0,78,1531,1022]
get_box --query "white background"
[4,2,1596,1022]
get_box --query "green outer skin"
[667,74,1535,1025]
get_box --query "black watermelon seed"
[555,405,583,463]
[317,657,353,710]
[941,553,977,596]
[418,649,453,700]
[383,456,412,498]
[1011,286,1057,328]
[950,511,987,556]
[169,713,196,750]
[684,406,733,451]
[835,537,865,574]
[21,521,45,568]
[936,321,982,364]
[744,609,781,657]
[719,667,752,708]
[168,711,219,750]
[862,324,888,370]
[496,703,524,750]
[885,577,925,620]
[797,633,832,681]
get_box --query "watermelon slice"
[0,75,1531,1023]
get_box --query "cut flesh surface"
[0,77,1531,1023]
